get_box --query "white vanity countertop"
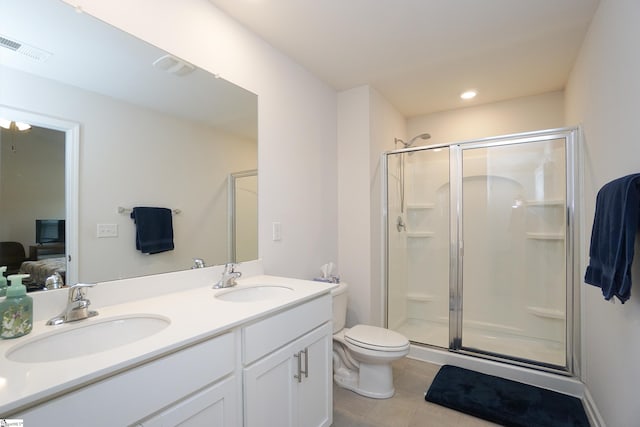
[0,272,336,415]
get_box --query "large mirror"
[0,0,258,287]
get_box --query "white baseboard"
[583,387,606,427]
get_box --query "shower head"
[394,132,431,148]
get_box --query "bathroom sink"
[215,285,294,302]
[6,314,170,363]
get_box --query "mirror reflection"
[0,0,258,288]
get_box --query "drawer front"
[16,331,236,426]
[136,376,238,427]
[243,295,331,365]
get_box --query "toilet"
[331,282,409,399]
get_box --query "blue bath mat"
[425,365,589,427]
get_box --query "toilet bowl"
[331,282,409,399]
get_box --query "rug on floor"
[425,365,590,427]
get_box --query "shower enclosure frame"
[382,127,581,375]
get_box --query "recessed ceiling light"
[460,90,477,100]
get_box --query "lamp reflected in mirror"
[0,119,32,153]
[0,119,31,131]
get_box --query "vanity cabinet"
[16,332,239,427]
[242,295,332,427]
[9,286,334,427]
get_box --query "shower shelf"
[406,293,435,302]
[525,232,564,240]
[406,231,435,238]
[406,203,435,210]
[527,306,565,320]
[525,199,565,206]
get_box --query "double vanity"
[0,260,336,426]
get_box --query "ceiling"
[209,0,600,117]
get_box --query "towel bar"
[118,206,181,215]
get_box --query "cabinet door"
[15,334,236,426]
[243,322,332,427]
[244,342,297,427]
[297,324,332,427]
[137,376,238,427]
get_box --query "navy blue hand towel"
[130,207,175,254]
[585,174,640,303]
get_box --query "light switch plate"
[97,223,118,238]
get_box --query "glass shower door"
[459,139,567,367]
[387,147,450,348]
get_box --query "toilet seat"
[344,325,409,352]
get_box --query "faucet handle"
[68,283,95,302]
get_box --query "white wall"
[407,91,565,145]
[337,86,372,325]
[61,0,338,280]
[565,0,640,425]
[337,85,405,326]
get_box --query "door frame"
[0,105,79,285]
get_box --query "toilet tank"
[331,282,349,334]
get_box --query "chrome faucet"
[47,283,99,325]
[192,258,206,269]
[213,263,242,289]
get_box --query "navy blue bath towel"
[130,207,175,254]
[585,173,640,302]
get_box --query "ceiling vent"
[152,54,196,76]
[0,34,52,62]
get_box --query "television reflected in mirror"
[35,219,65,245]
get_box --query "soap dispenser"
[0,266,7,297]
[0,274,33,339]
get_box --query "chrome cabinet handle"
[301,348,308,379]
[294,351,303,383]
[293,348,309,383]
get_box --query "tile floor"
[332,357,500,427]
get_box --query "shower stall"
[383,128,579,372]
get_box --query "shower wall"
[387,148,450,347]
[460,141,567,363]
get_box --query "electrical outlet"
[97,223,118,238]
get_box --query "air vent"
[0,34,52,62]
[152,54,195,76]
[0,36,20,51]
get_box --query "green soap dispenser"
[0,266,7,297]
[0,274,33,339]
